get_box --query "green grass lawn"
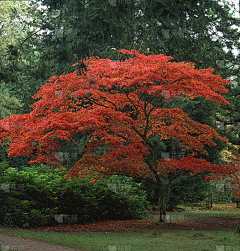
[0,250,17,251]
[148,203,240,223]
[0,228,239,251]
[0,249,17,251]
[0,204,239,251]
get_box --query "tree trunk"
[159,191,167,222]
[235,221,240,234]
[205,196,212,209]
[237,201,240,208]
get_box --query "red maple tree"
[0,49,239,222]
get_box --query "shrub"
[0,163,64,227]
[0,163,149,227]
[57,175,149,223]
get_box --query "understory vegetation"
[0,161,237,229]
[0,162,149,227]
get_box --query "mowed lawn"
[0,204,240,251]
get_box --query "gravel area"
[0,233,86,251]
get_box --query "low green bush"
[0,162,149,227]
[58,175,149,222]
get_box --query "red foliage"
[0,49,237,182]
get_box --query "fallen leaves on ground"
[1,214,238,233]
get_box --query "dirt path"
[0,233,86,251]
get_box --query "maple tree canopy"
[0,49,239,182]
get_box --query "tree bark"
[235,221,240,234]
[205,196,212,209]
[237,201,240,208]
[159,192,167,222]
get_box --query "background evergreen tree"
[1,0,240,207]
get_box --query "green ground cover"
[0,204,239,251]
